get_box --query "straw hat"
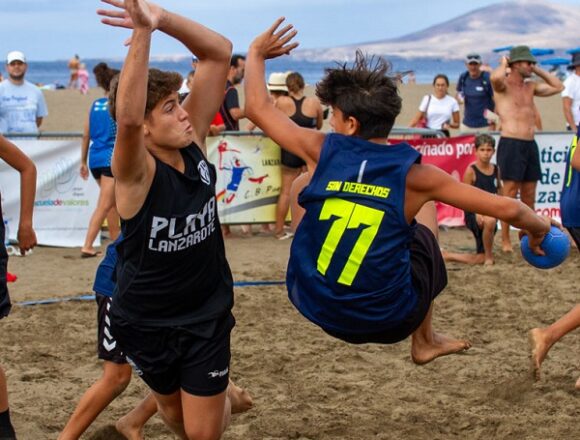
[267,72,289,92]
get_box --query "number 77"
[317,198,385,286]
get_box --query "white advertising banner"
[0,139,99,247]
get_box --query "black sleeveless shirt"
[289,97,317,128]
[471,164,498,194]
[112,143,233,326]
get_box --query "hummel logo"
[207,367,229,378]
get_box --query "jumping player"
[529,124,580,389]
[442,134,501,265]
[0,134,37,439]
[245,19,552,364]
[58,238,157,440]
[97,1,251,438]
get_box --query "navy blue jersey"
[287,133,421,334]
[92,236,122,297]
[88,97,116,169]
[561,125,580,227]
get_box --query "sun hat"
[571,52,580,68]
[465,53,482,64]
[508,46,536,64]
[6,50,26,64]
[267,72,289,92]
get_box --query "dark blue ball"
[521,226,570,269]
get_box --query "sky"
[1,0,579,61]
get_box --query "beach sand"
[1,83,575,439]
[2,229,579,439]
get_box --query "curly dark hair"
[93,62,120,93]
[315,51,401,139]
[108,68,182,121]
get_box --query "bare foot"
[484,258,494,266]
[228,380,253,414]
[529,328,551,381]
[501,241,513,253]
[411,332,471,365]
[116,415,144,440]
[575,376,580,390]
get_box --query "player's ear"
[345,115,360,136]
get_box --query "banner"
[0,139,99,247]
[389,135,477,226]
[207,135,282,224]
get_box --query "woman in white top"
[410,74,460,136]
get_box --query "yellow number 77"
[317,198,385,286]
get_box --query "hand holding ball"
[521,226,570,269]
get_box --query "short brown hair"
[286,72,305,94]
[109,68,182,121]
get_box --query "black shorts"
[464,212,497,254]
[90,166,113,180]
[96,294,127,364]
[111,312,234,396]
[281,149,306,169]
[497,137,541,182]
[566,227,580,250]
[325,224,448,345]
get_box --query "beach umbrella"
[539,58,570,66]
[566,47,580,54]
[530,48,555,56]
[492,45,513,53]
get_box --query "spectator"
[219,54,246,131]
[0,51,48,134]
[562,52,580,130]
[456,53,495,132]
[68,54,80,89]
[409,74,460,137]
[178,56,198,94]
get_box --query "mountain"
[293,0,580,61]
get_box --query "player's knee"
[185,423,223,440]
[482,217,497,229]
[102,364,132,393]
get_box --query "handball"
[521,226,570,269]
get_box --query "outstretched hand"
[249,18,299,60]
[521,216,558,256]
[98,0,163,33]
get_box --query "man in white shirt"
[562,53,580,130]
[0,51,48,134]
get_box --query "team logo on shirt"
[198,160,211,185]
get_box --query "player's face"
[7,61,27,81]
[329,107,351,135]
[475,144,494,164]
[146,92,194,149]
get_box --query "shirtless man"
[491,45,564,252]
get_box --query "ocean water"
[14,57,468,88]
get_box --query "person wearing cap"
[456,53,495,132]
[562,52,580,131]
[491,45,564,252]
[0,51,48,135]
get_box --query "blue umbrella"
[530,48,555,56]
[492,45,513,53]
[566,47,580,54]
[540,58,570,66]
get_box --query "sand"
[1,82,576,439]
[1,229,578,439]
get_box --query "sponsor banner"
[390,135,477,226]
[206,135,282,224]
[0,139,99,247]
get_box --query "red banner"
[389,135,477,226]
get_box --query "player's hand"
[521,216,554,255]
[80,163,89,180]
[249,18,299,60]
[17,225,37,255]
[98,0,164,34]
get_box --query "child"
[58,238,157,440]
[245,19,552,365]
[529,124,580,389]
[0,134,37,439]
[442,134,501,265]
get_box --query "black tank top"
[289,97,317,128]
[471,164,498,194]
[112,143,233,326]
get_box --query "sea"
[18,57,469,89]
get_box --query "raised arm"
[0,136,37,254]
[532,65,564,97]
[245,18,325,170]
[491,56,509,93]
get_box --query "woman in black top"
[272,72,323,239]
[98,1,251,438]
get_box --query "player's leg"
[115,393,157,440]
[151,391,187,439]
[500,180,521,252]
[58,361,132,440]
[274,166,300,238]
[529,304,580,381]
[0,366,15,440]
[82,174,116,256]
[289,172,311,232]
[441,250,485,265]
